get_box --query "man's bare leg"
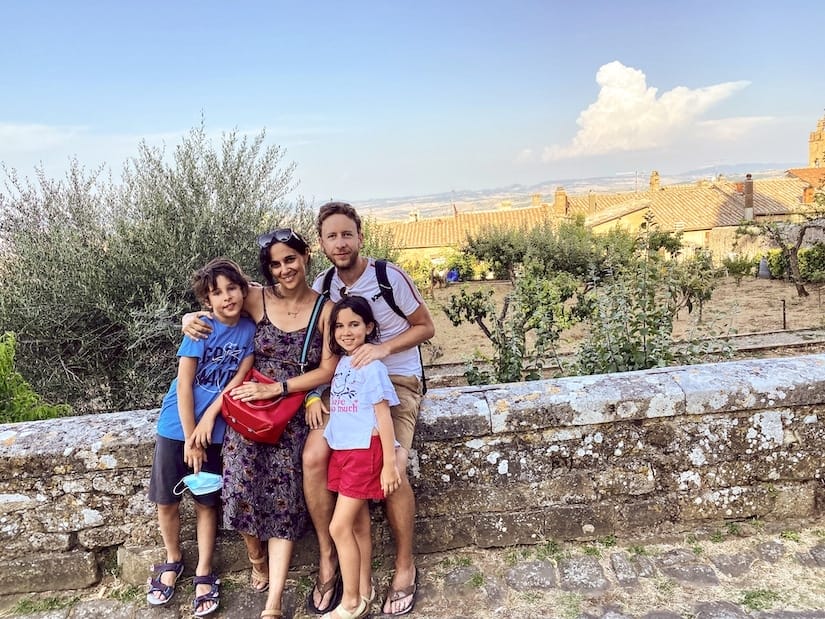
[382,446,417,615]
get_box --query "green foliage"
[522,216,599,279]
[444,249,479,281]
[361,215,400,264]
[464,225,528,280]
[671,249,721,320]
[575,216,728,375]
[12,595,80,614]
[0,123,301,413]
[0,332,72,422]
[576,252,678,374]
[741,589,779,611]
[798,242,825,281]
[722,253,757,285]
[766,249,787,278]
[398,256,435,293]
[443,273,576,385]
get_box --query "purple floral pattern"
[221,307,323,541]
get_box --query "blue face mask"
[173,472,223,496]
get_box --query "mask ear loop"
[172,478,188,496]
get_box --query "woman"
[186,228,336,619]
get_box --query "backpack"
[321,259,427,394]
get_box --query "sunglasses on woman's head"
[257,228,303,248]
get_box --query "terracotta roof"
[381,177,809,249]
[787,167,825,188]
[386,206,556,249]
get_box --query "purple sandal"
[192,573,221,617]
[146,560,185,606]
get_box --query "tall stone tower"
[810,112,825,168]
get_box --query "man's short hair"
[317,201,362,236]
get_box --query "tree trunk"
[787,249,809,297]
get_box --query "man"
[304,201,434,617]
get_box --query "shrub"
[766,249,787,278]
[443,272,577,384]
[722,254,757,285]
[798,243,825,281]
[0,123,302,413]
[0,332,71,423]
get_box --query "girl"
[322,295,402,619]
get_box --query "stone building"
[810,111,825,168]
[381,113,825,265]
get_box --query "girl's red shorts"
[327,435,385,500]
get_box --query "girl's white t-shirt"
[323,355,400,450]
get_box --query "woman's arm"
[229,299,338,402]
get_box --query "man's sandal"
[192,574,220,617]
[146,560,184,606]
[320,598,368,619]
[306,567,343,614]
[381,568,419,616]
[248,553,269,592]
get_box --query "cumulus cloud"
[541,61,752,161]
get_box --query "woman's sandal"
[248,552,270,592]
[192,574,220,617]
[145,560,185,606]
[260,610,283,618]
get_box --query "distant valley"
[358,162,804,222]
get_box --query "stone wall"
[1,355,824,595]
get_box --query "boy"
[146,258,256,617]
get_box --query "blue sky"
[1,1,823,202]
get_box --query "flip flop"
[192,574,220,617]
[381,567,418,616]
[306,566,343,614]
[146,560,184,606]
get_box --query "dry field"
[423,277,825,367]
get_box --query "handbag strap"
[299,294,326,373]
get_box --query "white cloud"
[696,116,774,141]
[515,148,534,163]
[541,61,751,161]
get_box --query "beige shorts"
[388,374,423,451]
[320,374,422,450]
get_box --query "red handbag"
[222,368,306,443]
[221,293,325,444]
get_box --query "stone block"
[416,389,491,441]
[473,510,547,547]
[0,550,99,595]
[415,514,476,553]
[557,555,609,597]
[504,559,556,590]
[543,504,616,540]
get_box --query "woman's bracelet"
[304,389,321,405]
[305,395,321,407]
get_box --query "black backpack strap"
[375,259,427,395]
[299,294,326,373]
[375,259,405,319]
[320,267,335,300]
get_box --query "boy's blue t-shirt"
[157,316,256,444]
